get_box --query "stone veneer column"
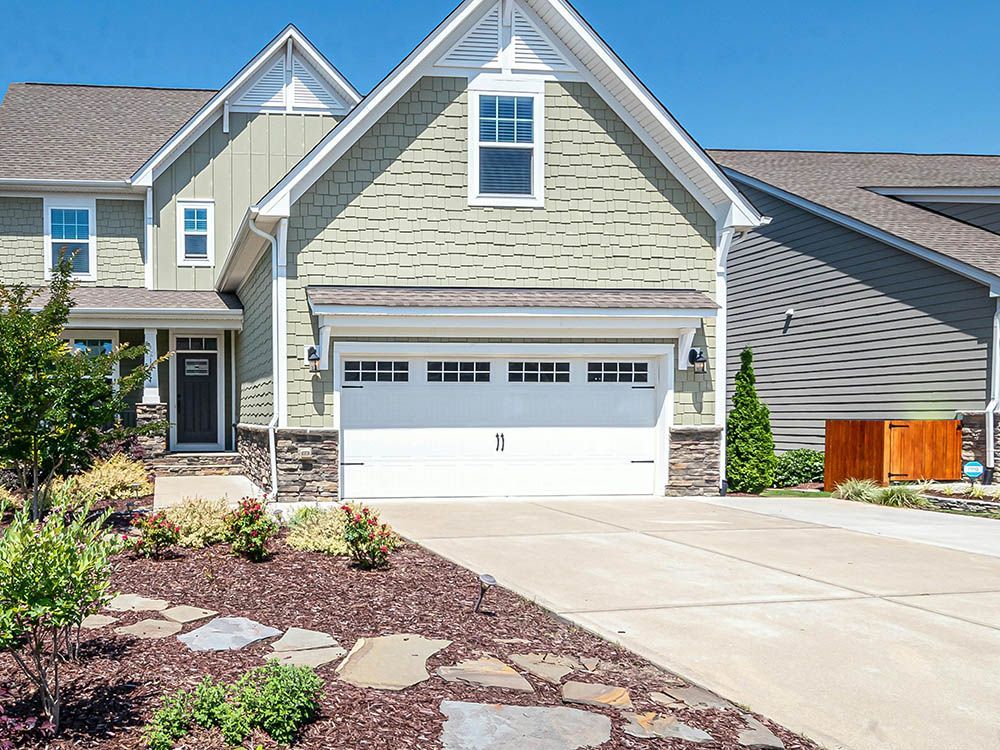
[237,424,340,502]
[665,425,723,496]
[135,403,169,461]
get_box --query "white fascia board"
[131,25,362,188]
[728,169,1000,295]
[868,186,1000,204]
[310,303,715,319]
[216,209,276,292]
[255,0,764,228]
[66,309,243,331]
[0,178,139,195]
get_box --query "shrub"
[286,506,349,556]
[0,504,119,733]
[833,478,881,503]
[341,504,400,569]
[726,347,776,493]
[142,664,321,749]
[226,498,278,561]
[129,512,181,559]
[773,449,825,488]
[0,484,20,512]
[71,454,152,503]
[874,485,930,509]
[165,498,229,548]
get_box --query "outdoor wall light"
[688,348,708,374]
[475,573,496,614]
[306,345,321,373]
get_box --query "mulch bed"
[1,537,822,749]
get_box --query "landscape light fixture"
[475,573,496,613]
[307,345,321,373]
[688,348,708,374]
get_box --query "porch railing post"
[142,327,160,404]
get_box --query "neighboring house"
[709,150,1000,476]
[0,0,766,501]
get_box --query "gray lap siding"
[727,183,994,452]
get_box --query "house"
[710,150,1000,477]
[0,0,766,501]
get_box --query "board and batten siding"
[912,201,1000,235]
[727,183,994,452]
[283,76,718,429]
[235,248,274,425]
[0,196,145,286]
[153,111,338,291]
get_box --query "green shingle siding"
[236,248,274,424]
[283,76,717,428]
[0,197,44,284]
[95,199,144,287]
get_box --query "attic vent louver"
[292,55,343,111]
[439,3,502,68]
[237,57,286,108]
[512,6,571,69]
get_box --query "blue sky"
[1,0,995,154]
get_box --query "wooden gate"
[824,419,963,491]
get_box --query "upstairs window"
[468,79,544,207]
[45,197,96,280]
[177,201,215,267]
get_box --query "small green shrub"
[130,512,181,559]
[968,483,987,500]
[341,504,400,569]
[143,689,192,750]
[166,497,229,548]
[226,498,279,561]
[833,478,881,503]
[773,449,825,488]
[875,485,930,508]
[726,347,776,493]
[286,506,349,555]
[191,677,227,729]
[72,454,153,502]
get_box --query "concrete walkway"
[374,495,1000,750]
[153,475,261,509]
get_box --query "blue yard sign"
[964,461,985,480]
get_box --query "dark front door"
[177,352,218,445]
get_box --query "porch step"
[148,452,244,477]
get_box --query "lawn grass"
[761,489,833,498]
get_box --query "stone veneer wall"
[666,425,722,496]
[237,424,340,502]
[135,403,169,461]
[959,412,1000,474]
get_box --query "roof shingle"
[0,83,214,182]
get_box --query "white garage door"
[339,356,662,499]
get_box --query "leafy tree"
[0,500,120,733]
[726,346,776,493]
[0,260,163,519]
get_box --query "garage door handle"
[501,433,505,452]
[496,433,500,452]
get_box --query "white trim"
[63,329,120,380]
[275,218,289,429]
[869,186,1000,204]
[467,75,545,207]
[229,330,237,448]
[131,25,362,187]
[176,199,216,267]
[64,308,242,331]
[142,327,160,404]
[331,340,675,496]
[726,169,1000,294]
[144,187,154,289]
[715,226,736,489]
[0,178,137,194]
[43,194,97,282]
[168,331,226,452]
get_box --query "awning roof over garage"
[306,285,718,310]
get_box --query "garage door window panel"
[587,362,649,383]
[427,361,490,383]
[508,361,570,383]
[345,360,409,383]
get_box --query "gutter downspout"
[715,226,736,495]
[986,298,1000,482]
[247,215,281,501]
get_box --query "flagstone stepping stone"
[107,593,169,612]
[738,716,785,749]
[162,605,217,624]
[177,617,281,652]
[267,646,348,668]
[336,633,452,691]
[440,700,611,750]
[116,619,182,639]
[651,685,733,711]
[562,681,633,710]
[437,657,533,693]
[623,712,713,742]
[271,627,340,652]
[510,653,583,684]
[81,614,117,629]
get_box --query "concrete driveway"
[374,495,1000,750]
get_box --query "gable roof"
[0,83,213,183]
[131,24,362,187]
[711,149,1000,287]
[250,0,761,228]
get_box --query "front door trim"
[332,341,676,497]
[168,330,225,451]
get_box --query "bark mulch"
[1,538,822,749]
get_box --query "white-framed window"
[468,76,545,207]
[63,330,120,380]
[176,200,215,267]
[44,196,96,280]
